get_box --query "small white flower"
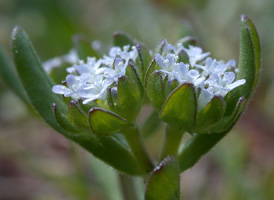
[52,45,139,103]
[102,45,138,67]
[195,57,236,77]
[43,49,78,73]
[102,57,127,82]
[155,53,178,79]
[78,76,113,104]
[174,63,205,86]
[52,74,87,100]
[204,72,246,96]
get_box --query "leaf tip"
[241,14,249,23]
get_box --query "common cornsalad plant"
[0,15,260,200]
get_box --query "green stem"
[122,126,154,174]
[160,126,184,160]
[119,175,139,200]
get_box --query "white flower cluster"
[155,40,246,111]
[52,45,138,104]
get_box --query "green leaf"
[68,101,89,130]
[211,97,246,133]
[225,15,261,115]
[145,157,180,200]
[0,44,31,106]
[177,49,189,64]
[160,83,196,132]
[51,103,79,132]
[135,44,152,83]
[72,134,147,175]
[164,78,179,97]
[178,97,246,172]
[89,107,132,136]
[73,34,100,60]
[117,76,142,121]
[146,71,166,111]
[145,59,160,87]
[11,26,67,132]
[195,96,225,134]
[113,32,135,48]
[125,61,144,98]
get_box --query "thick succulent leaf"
[11,26,67,132]
[0,44,31,105]
[145,59,160,87]
[113,31,135,48]
[160,83,196,132]
[145,157,180,200]
[117,76,142,121]
[146,71,166,111]
[68,101,89,130]
[225,15,261,115]
[135,44,152,83]
[73,34,100,60]
[89,107,132,136]
[177,49,190,64]
[178,97,246,172]
[125,61,144,97]
[195,96,225,134]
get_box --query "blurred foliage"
[0,0,273,199]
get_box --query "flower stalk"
[160,126,184,160]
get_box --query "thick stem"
[119,175,139,200]
[160,126,184,160]
[123,126,154,174]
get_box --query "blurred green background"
[0,0,273,199]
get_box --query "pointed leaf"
[178,97,246,172]
[0,44,30,105]
[195,96,225,134]
[145,59,160,87]
[145,157,180,200]
[113,32,135,48]
[126,61,144,97]
[160,83,196,132]
[89,107,132,136]
[177,49,189,64]
[211,97,246,133]
[68,101,89,130]
[117,76,142,121]
[135,44,152,82]
[147,71,166,111]
[225,15,261,115]
[51,103,79,132]
[164,78,179,97]
[11,26,67,132]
